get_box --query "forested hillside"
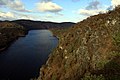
[0,22,26,51]
[39,6,120,80]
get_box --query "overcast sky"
[0,0,120,22]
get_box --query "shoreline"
[0,22,28,53]
[0,34,27,53]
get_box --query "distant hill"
[39,6,120,80]
[12,20,75,30]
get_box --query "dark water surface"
[0,30,58,80]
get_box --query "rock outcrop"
[39,6,120,80]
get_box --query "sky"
[0,0,120,22]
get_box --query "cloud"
[0,12,15,20]
[78,9,106,16]
[36,1,63,13]
[19,16,34,20]
[86,1,100,10]
[8,0,30,12]
[105,0,120,11]
[0,0,6,6]
[105,0,120,12]
[0,0,30,12]
[77,0,107,16]
[45,14,53,18]
[107,5,113,10]
[111,0,120,7]
[0,11,34,20]
[40,0,52,2]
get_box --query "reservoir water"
[0,30,58,80]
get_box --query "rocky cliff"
[0,22,27,52]
[38,6,120,80]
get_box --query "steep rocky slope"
[38,6,120,80]
[0,22,27,52]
